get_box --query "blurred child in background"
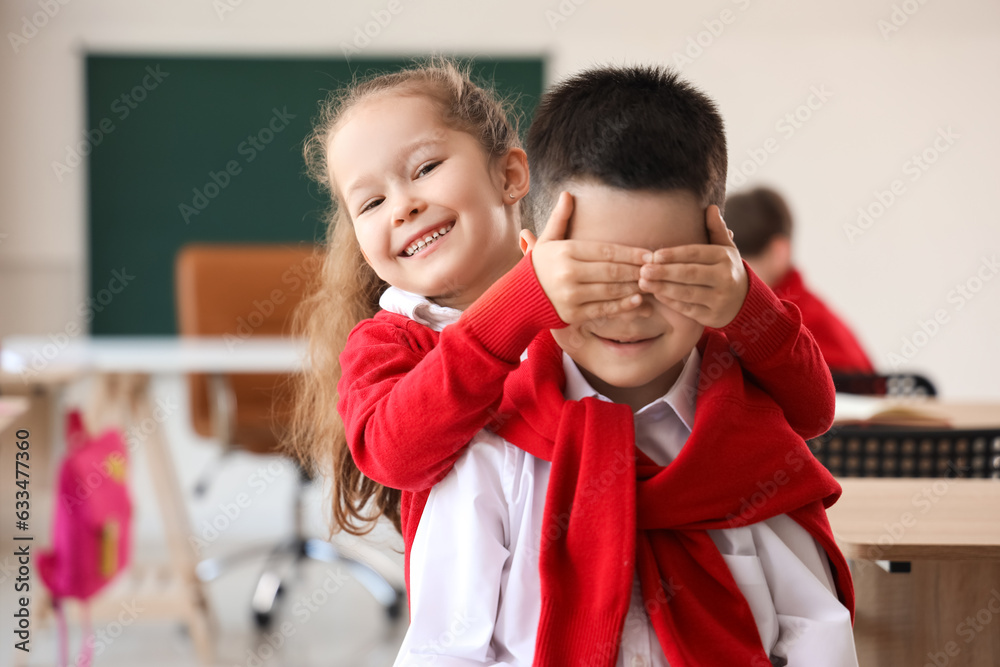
[724,186,875,374]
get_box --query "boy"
[724,186,875,374]
[393,66,857,666]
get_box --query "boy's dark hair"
[525,65,727,229]
[723,187,794,257]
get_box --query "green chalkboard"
[86,55,545,334]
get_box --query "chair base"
[196,536,405,629]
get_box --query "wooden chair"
[175,244,403,628]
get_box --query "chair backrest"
[809,425,1000,479]
[831,372,937,397]
[175,244,321,453]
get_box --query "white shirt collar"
[378,286,462,333]
[561,348,700,430]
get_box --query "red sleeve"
[792,292,875,374]
[337,253,564,491]
[718,262,836,439]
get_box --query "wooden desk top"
[2,335,306,376]
[906,401,1000,429]
[827,478,1000,560]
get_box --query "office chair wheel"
[250,580,287,630]
[253,609,274,630]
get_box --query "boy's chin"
[594,373,661,390]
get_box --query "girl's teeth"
[405,223,454,256]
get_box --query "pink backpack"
[38,410,132,667]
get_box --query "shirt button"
[630,657,648,667]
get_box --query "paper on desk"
[834,393,952,427]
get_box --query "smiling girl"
[287,59,648,544]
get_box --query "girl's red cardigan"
[336,254,837,593]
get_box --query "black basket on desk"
[830,372,937,397]
[808,425,1000,479]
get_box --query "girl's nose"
[392,195,426,226]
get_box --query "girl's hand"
[522,192,650,324]
[637,204,749,328]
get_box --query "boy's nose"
[611,294,655,322]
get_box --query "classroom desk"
[0,395,29,433]
[827,398,1000,667]
[834,393,1000,429]
[2,335,306,375]
[2,335,307,667]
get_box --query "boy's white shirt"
[382,286,858,667]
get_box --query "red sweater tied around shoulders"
[492,331,853,666]
[338,255,854,665]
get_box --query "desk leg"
[123,373,216,665]
[853,559,1000,666]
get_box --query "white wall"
[2,0,998,398]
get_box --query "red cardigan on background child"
[772,267,874,373]
[725,186,875,374]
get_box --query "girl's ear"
[519,229,537,256]
[500,148,530,204]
